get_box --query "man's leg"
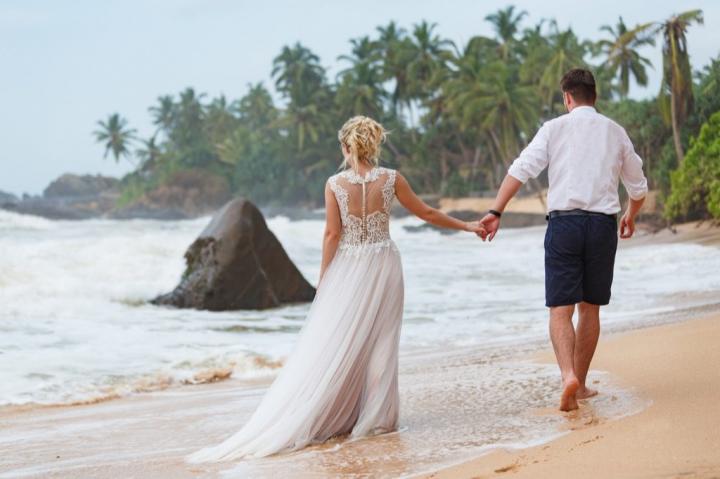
[549,304,579,411]
[575,302,600,399]
[579,215,618,399]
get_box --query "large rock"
[43,174,119,198]
[152,198,316,311]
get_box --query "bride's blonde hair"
[337,116,387,170]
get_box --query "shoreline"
[419,313,720,479]
[1,219,719,477]
[2,306,719,478]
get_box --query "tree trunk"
[385,137,404,159]
[471,146,481,190]
[439,153,449,195]
[671,95,685,164]
[488,147,501,188]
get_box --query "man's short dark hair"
[560,69,597,104]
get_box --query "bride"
[188,116,485,462]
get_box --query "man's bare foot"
[576,386,598,400]
[559,377,580,412]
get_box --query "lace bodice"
[328,167,397,251]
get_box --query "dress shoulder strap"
[381,168,397,212]
[327,174,349,219]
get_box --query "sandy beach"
[421,222,720,479]
[422,313,720,479]
[3,307,718,478]
[1,221,719,478]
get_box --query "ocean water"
[1,209,719,410]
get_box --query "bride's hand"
[464,221,487,236]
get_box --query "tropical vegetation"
[94,7,719,220]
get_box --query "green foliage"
[96,8,714,213]
[93,113,137,163]
[600,98,669,189]
[595,17,655,99]
[665,111,720,220]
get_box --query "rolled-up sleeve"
[620,131,648,200]
[508,123,550,183]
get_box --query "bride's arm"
[395,173,484,233]
[319,182,342,282]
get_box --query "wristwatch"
[489,209,502,218]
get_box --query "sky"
[1,0,718,195]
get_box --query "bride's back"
[328,167,396,248]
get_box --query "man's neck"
[568,103,595,113]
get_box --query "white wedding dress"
[188,167,404,462]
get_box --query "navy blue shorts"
[544,214,618,307]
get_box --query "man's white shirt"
[507,106,648,214]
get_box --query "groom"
[479,69,648,411]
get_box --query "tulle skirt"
[187,241,404,462]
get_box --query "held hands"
[619,212,636,239]
[464,221,487,236]
[477,213,500,242]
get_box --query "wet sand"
[422,313,720,479]
[0,338,645,478]
[4,315,716,479]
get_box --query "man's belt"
[547,209,618,221]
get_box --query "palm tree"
[697,55,720,97]
[234,82,278,131]
[280,102,328,151]
[655,10,704,164]
[485,6,528,60]
[596,17,655,98]
[93,113,137,164]
[205,94,238,144]
[271,43,326,105]
[405,21,455,101]
[148,95,175,135]
[375,21,412,115]
[446,59,547,204]
[135,136,161,171]
[517,21,553,86]
[271,43,331,151]
[172,87,206,149]
[336,37,386,118]
[539,22,591,113]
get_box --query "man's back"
[508,105,648,214]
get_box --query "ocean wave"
[3,215,720,411]
[0,210,57,230]
[0,353,285,410]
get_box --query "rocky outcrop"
[0,190,17,205]
[43,174,120,198]
[1,170,232,221]
[1,174,120,220]
[111,170,231,220]
[151,198,316,311]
